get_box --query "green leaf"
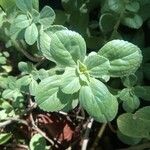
[61,0,78,13]
[121,74,137,87]
[0,133,12,145]
[18,62,34,74]
[0,100,15,120]
[13,15,31,29]
[16,75,32,88]
[25,23,38,45]
[122,94,140,113]
[16,0,32,12]
[98,40,142,77]
[37,29,53,61]
[2,89,20,100]
[62,94,79,112]
[139,4,150,21]
[117,131,141,145]
[79,78,118,123]
[32,0,39,11]
[122,14,143,29]
[117,106,150,138]
[0,56,6,64]
[119,88,140,112]
[29,79,38,96]
[0,0,16,12]
[31,9,40,23]
[61,67,81,94]
[9,15,31,39]
[35,76,68,112]
[39,6,55,29]
[54,10,68,25]
[49,30,86,66]
[29,134,46,150]
[126,2,140,13]
[99,13,116,32]
[84,53,110,78]
[134,86,150,101]
[108,0,125,13]
[0,7,6,28]
[45,25,68,34]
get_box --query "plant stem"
[58,111,85,120]
[81,118,94,150]
[108,122,117,133]
[11,40,43,62]
[0,117,28,128]
[91,123,107,150]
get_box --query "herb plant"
[0,0,150,149]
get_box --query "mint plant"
[35,37,142,123]
[0,0,149,149]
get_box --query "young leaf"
[35,76,68,112]
[99,13,116,32]
[84,53,110,78]
[79,78,118,123]
[117,106,150,138]
[0,133,12,145]
[18,62,34,74]
[122,94,140,113]
[13,15,31,29]
[25,23,38,45]
[98,40,142,77]
[39,6,55,29]
[121,74,137,88]
[125,2,140,13]
[32,0,39,11]
[16,75,32,88]
[16,0,32,12]
[61,67,81,94]
[122,14,143,29]
[9,15,31,39]
[29,79,38,96]
[37,29,54,62]
[29,134,46,150]
[49,30,86,67]
[134,86,150,101]
[2,89,20,100]
[108,0,125,13]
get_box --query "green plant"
[0,0,150,149]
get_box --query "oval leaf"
[29,134,46,150]
[61,67,81,94]
[39,6,55,29]
[0,133,12,145]
[99,13,117,32]
[84,53,110,78]
[16,0,32,12]
[25,23,38,45]
[122,14,143,29]
[98,40,142,77]
[79,78,118,123]
[134,86,150,101]
[35,76,68,112]
[117,106,150,138]
[49,30,86,67]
